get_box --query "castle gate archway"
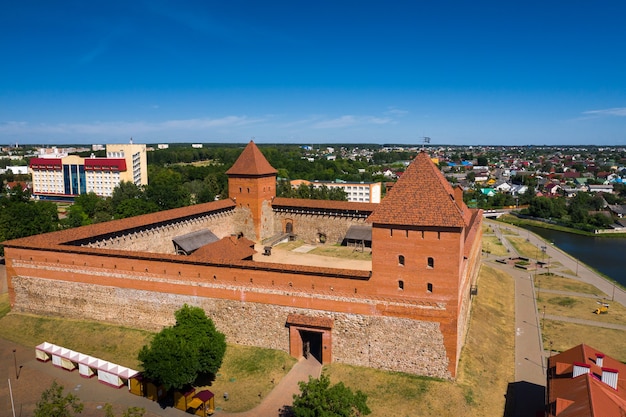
[286,314,333,364]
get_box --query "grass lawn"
[482,235,509,256]
[507,236,548,261]
[211,345,296,412]
[324,264,515,417]
[309,244,372,260]
[542,321,626,361]
[0,263,515,416]
[534,273,606,296]
[537,292,626,326]
[0,304,294,413]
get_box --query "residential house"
[546,344,626,416]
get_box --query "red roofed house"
[4,141,482,379]
[547,344,626,416]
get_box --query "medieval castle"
[4,141,482,379]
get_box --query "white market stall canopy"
[35,342,139,388]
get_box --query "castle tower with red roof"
[225,141,277,240]
[368,151,481,375]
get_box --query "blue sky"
[1,1,625,146]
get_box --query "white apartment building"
[290,179,382,203]
[30,143,147,200]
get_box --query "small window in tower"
[398,255,405,266]
[247,187,250,193]
[427,283,433,293]
[405,230,409,238]
[390,228,393,236]
[239,187,242,193]
[437,232,441,240]
[428,257,434,268]
[399,280,404,290]
[421,230,425,239]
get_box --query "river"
[522,225,626,287]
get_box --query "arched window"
[398,255,405,266]
[427,257,434,268]
[399,280,404,290]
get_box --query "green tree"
[65,204,89,227]
[74,192,101,218]
[138,304,226,391]
[476,155,488,166]
[111,181,145,209]
[292,374,370,417]
[145,169,191,210]
[34,381,84,417]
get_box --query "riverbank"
[497,213,626,238]
[485,219,626,301]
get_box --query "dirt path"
[252,244,372,271]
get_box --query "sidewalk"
[222,356,321,417]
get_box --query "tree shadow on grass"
[503,381,545,417]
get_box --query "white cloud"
[583,107,626,117]
[0,116,265,137]
[313,115,392,129]
[384,108,409,117]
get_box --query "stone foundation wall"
[12,275,451,379]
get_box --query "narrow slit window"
[399,280,404,290]
[427,283,433,293]
[428,257,434,268]
[399,255,405,266]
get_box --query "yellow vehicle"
[594,301,610,315]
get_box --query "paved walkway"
[485,219,626,384]
[543,314,626,330]
[537,288,607,299]
[223,356,321,417]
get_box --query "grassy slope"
[324,264,515,417]
[0,265,514,416]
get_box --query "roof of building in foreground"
[547,344,626,417]
[225,140,278,176]
[367,151,473,228]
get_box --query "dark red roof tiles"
[368,152,469,228]
[2,199,237,248]
[225,141,277,176]
[547,344,626,417]
[189,236,257,262]
[271,197,375,213]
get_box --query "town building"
[4,141,482,378]
[547,344,626,416]
[29,143,147,200]
[289,179,382,203]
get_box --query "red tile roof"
[84,158,127,171]
[271,197,375,213]
[2,199,237,248]
[189,236,257,262]
[367,151,470,228]
[225,141,277,176]
[547,344,626,416]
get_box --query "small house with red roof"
[547,344,626,416]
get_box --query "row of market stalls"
[35,342,139,389]
[35,342,215,416]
